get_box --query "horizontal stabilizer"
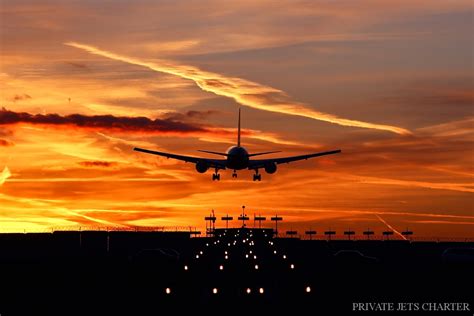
[198,150,228,156]
[248,151,281,157]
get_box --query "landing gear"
[232,170,237,178]
[253,169,262,181]
[212,168,220,181]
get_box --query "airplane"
[133,109,341,181]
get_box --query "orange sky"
[0,0,473,237]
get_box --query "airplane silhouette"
[134,109,341,181]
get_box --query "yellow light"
[213,288,218,294]
[259,288,264,294]
[306,286,311,293]
[165,288,171,294]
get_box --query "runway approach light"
[213,288,218,294]
[290,264,295,269]
[253,255,257,259]
[199,251,203,255]
[274,250,277,254]
[246,288,251,294]
[219,265,224,270]
[283,255,287,259]
[195,255,200,259]
[245,254,249,258]
[184,265,188,271]
[254,264,259,270]
[259,288,264,294]
[165,288,171,294]
[225,255,229,260]
[305,286,311,293]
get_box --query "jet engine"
[195,161,209,173]
[264,162,277,174]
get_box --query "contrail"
[375,214,407,240]
[65,42,411,135]
[0,166,11,186]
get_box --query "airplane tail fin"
[237,108,241,147]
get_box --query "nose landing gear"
[253,169,262,181]
[232,170,237,178]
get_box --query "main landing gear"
[212,168,220,181]
[232,170,237,178]
[253,169,262,181]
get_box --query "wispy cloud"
[65,42,411,135]
[0,166,11,186]
[375,214,407,240]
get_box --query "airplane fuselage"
[226,146,249,170]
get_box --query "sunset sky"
[0,0,473,237]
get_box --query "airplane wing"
[133,147,227,169]
[248,149,341,169]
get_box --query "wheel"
[216,174,220,181]
[232,173,237,178]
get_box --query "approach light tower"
[221,214,233,229]
[204,209,217,236]
[270,215,283,237]
[237,205,249,227]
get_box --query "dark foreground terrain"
[0,229,472,315]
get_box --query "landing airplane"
[134,109,341,181]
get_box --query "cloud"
[78,161,118,168]
[0,166,11,186]
[0,108,207,134]
[65,42,411,135]
[375,214,407,240]
[11,94,32,102]
[161,109,219,121]
[0,139,14,147]
[65,61,89,70]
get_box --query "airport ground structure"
[0,223,473,315]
